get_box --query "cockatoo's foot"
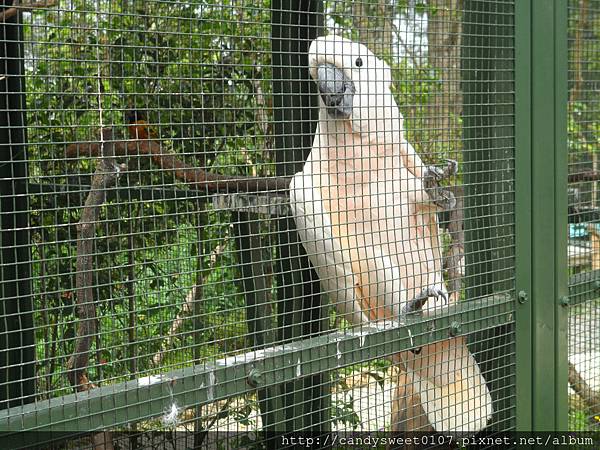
[441,158,458,178]
[431,188,457,210]
[424,159,458,210]
[403,286,448,316]
[403,286,448,355]
[424,159,458,183]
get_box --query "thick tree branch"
[65,138,291,193]
[67,129,125,390]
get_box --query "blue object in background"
[570,224,587,239]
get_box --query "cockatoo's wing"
[289,169,368,325]
[290,167,406,324]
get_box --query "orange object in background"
[126,110,157,140]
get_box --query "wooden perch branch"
[67,129,125,390]
[1,0,57,22]
[65,138,291,193]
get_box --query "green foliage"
[332,394,362,430]
[26,0,274,397]
[568,407,595,431]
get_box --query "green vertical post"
[554,1,569,430]
[0,9,36,408]
[271,0,329,433]
[462,0,516,429]
[515,0,568,431]
[514,0,533,431]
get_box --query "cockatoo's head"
[308,35,403,143]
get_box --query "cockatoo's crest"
[308,34,404,145]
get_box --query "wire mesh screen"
[1,1,517,448]
[567,0,600,432]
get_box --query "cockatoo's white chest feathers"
[351,88,402,144]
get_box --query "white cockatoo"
[289,35,493,433]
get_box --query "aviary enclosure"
[0,0,598,449]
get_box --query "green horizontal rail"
[568,269,600,306]
[0,294,512,433]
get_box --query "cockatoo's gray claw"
[403,286,448,315]
[403,286,435,315]
[443,159,459,178]
[439,288,449,305]
[424,161,458,211]
[404,286,448,354]
[424,165,444,184]
[434,188,456,210]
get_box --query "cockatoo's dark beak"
[315,63,355,119]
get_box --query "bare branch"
[65,137,291,193]
[66,129,125,390]
[252,75,271,137]
[385,11,421,68]
[151,286,197,366]
[422,180,464,300]
[442,185,464,301]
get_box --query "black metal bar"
[271,0,328,434]
[233,213,280,434]
[0,4,36,408]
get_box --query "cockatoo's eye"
[355,57,363,67]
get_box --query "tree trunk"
[426,0,463,156]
